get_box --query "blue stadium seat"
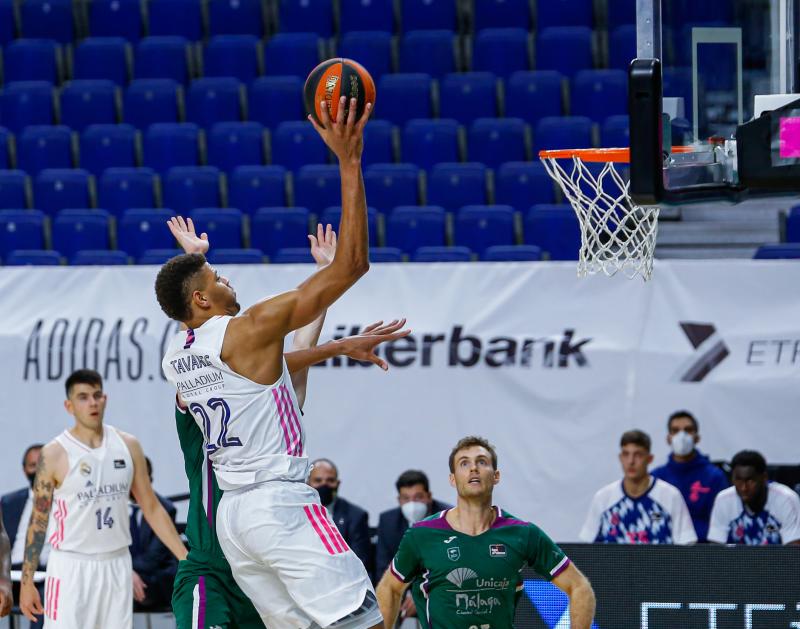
[138,248,182,264]
[207,121,265,172]
[98,168,157,215]
[228,165,288,214]
[143,123,200,173]
[271,121,328,171]
[124,79,181,128]
[250,207,310,256]
[0,209,45,258]
[340,0,393,33]
[207,248,265,263]
[607,0,636,29]
[536,27,593,78]
[386,205,446,253]
[412,246,471,262]
[60,80,118,132]
[18,126,72,174]
[601,115,629,148]
[609,25,636,70]
[208,0,265,37]
[293,165,340,215]
[400,0,456,31]
[2,39,59,83]
[134,37,191,83]
[454,205,515,255]
[536,0,593,29]
[187,77,243,128]
[188,208,243,248]
[753,244,800,259]
[278,0,334,37]
[34,169,91,216]
[263,33,321,77]
[427,162,488,211]
[439,73,497,124]
[88,0,144,42]
[401,119,460,171]
[533,116,592,152]
[20,0,73,43]
[73,37,129,85]
[399,31,457,77]
[467,118,527,168]
[483,244,542,261]
[5,249,62,265]
[71,250,129,265]
[473,0,531,29]
[495,162,555,209]
[0,171,28,209]
[663,67,694,123]
[148,0,202,40]
[0,0,16,44]
[319,206,379,246]
[203,35,261,83]
[0,127,9,168]
[118,208,176,257]
[0,81,54,133]
[369,247,403,262]
[80,124,137,175]
[472,28,530,78]
[362,119,394,167]
[247,76,304,128]
[785,206,800,243]
[272,247,314,263]
[571,70,627,122]
[363,163,420,212]
[504,71,563,124]
[375,74,433,125]
[52,209,112,257]
[523,203,580,260]
[338,31,393,82]
[164,166,222,213]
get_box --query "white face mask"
[401,501,428,524]
[671,430,695,457]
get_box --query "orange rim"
[538,146,694,163]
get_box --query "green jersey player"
[376,436,595,629]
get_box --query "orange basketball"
[304,58,376,125]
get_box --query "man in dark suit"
[130,457,178,611]
[308,458,372,575]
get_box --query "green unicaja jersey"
[389,507,570,629]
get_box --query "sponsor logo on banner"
[674,322,730,382]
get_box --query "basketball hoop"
[539,147,663,281]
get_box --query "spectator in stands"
[129,457,178,610]
[708,450,800,545]
[307,458,372,573]
[580,430,697,544]
[651,410,729,542]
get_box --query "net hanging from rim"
[539,147,659,281]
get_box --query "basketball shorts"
[172,553,263,629]
[217,480,380,629]
[43,547,132,629]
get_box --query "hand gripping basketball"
[308,95,372,166]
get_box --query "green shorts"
[172,555,263,629]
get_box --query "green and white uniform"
[389,507,570,629]
[171,404,262,629]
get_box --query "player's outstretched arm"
[552,563,596,629]
[0,505,11,617]
[122,433,188,562]
[376,569,408,628]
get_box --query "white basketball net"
[540,155,659,281]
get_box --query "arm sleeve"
[670,490,697,545]
[706,493,729,543]
[578,492,602,542]
[527,524,570,581]
[389,529,421,584]
[779,491,800,544]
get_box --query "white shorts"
[43,547,132,629]
[217,480,378,629]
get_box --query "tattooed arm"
[0,505,11,617]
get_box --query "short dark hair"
[65,369,103,397]
[668,410,699,432]
[395,470,430,493]
[145,456,153,480]
[22,443,44,466]
[154,253,208,322]
[311,458,339,477]
[731,450,767,475]
[620,430,651,452]
[448,436,498,473]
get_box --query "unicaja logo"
[674,322,730,382]
[446,568,478,588]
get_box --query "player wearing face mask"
[651,410,729,542]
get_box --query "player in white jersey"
[19,369,188,628]
[156,97,384,629]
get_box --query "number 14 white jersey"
[162,315,310,491]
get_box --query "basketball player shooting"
[156,96,387,629]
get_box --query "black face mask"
[316,485,336,506]
[27,472,36,488]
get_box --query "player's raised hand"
[167,216,209,255]
[309,223,337,267]
[20,581,43,622]
[336,318,410,371]
[308,96,371,165]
